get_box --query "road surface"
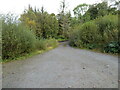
[2,42,118,88]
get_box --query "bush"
[1,14,60,61]
[95,14,118,43]
[79,21,101,45]
[2,16,37,59]
[69,21,100,48]
[104,41,120,53]
[69,30,83,47]
[69,15,119,53]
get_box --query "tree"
[73,4,90,23]
[84,1,118,20]
[20,5,59,39]
[57,0,71,38]
[73,4,89,19]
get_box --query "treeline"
[1,0,70,60]
[69,15,119,53]
[20,6,59,39]
[1,0,120,61]
[19,3,71,40]
[2,14,58,60]
[69,1,120,53]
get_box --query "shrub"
[69,30,83,47]
[79,21,101,45]
[2,18,37,59]
[104,41,120,53]
[69,15,119,53]
[69,21,100,48]
[95,14,118,43]
[1,14,59,61]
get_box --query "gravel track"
[2,43,118,88]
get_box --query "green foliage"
[36,39,47,50]
[104,42,120,53]
[36,38,58,50]
[57,12,71,39]
[20,6,59,39]
[73,3,89,19]
[95,14,118,43]
[69,15,119,53]
[79,21,100,44]
[72,1,118,25]
[69,21,100,48]
[2,15,58,60]
[87,2,108,20]
[45,38,58,48]
[57,0,71,39]
[70,1,120,53]
[2,20,37,59]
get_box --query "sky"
[0,0,115,16]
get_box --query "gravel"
[2,43,118,88]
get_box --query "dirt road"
[2,43,118,88]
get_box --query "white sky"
[0,0,108,16]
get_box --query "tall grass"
[36,38,58,50]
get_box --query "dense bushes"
[2,21,36,59]
[20,6,59,39]
[2,15,58,60]
[69,21,101,48]
[95,15,118,43]
[69,14,119,53]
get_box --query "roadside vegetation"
[69,15,119,53]
[69,1,119,54]
[2,14,58,62]
[1,0,119,62]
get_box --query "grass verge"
[70,45,118,57]
[1,46,58,63]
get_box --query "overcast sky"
[0,0,114,16]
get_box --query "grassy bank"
[2,37,58,63]
[1,43,58,63]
